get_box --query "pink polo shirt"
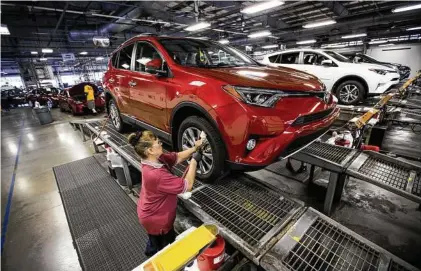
[137,152,187,235]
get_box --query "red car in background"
[58,82,105,115]
[26,87,60,107]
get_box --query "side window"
[117,43,134,70]
[314,53,329,65]
[280,52,299,64]
[134,43,162,72]
[111,52,119,67]
[268,54,280,63]
[303,52,317,65]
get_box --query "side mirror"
[145,59,167,76]
[321,59,333,66]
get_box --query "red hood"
[187,66,324,92]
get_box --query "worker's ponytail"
[127,131,157,159]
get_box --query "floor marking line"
[1,118,25,255]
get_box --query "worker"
[83,84,97,114]
[128,130,203,256]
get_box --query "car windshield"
[159,38,260,68]
[360,54,379,63]
[324,51,352,63]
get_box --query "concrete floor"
[2,107,421,270]
[1,108,99,270]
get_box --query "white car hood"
[340,62,396,72]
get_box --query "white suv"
[262,49,400,104]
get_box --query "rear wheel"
[177,116,227,183]
[108,100,126,132]
[335,80,365,105]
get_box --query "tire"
[335,80,365,105]
[108,100,126,132]
[177,116,227,183]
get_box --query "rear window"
[280,52,299,64]
[268,54,280,63]
[111,52,119,67]
[117,43,135,70]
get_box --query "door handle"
[108,78,115,83]
[128,80,137,87]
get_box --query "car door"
[301,51,335,91]
[113,43,136,115]
[127,41,170,131]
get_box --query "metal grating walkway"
[282,217,380,271]
[188,177,302,253]
[358,156,409,190]
[413,175,421,197]
[54,157,148,271]
[389,261,413,271]
[302,141,354,165]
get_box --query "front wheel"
[177,116,227,183]
[335,80,365,105]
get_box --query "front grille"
[283,217,380,271]
[388,261,412,271]
[412,175,421,197]
[303,142,353,164]
[190,178,298,248]
[358,157,410,190]
[280,127,329,158]
[292,108,333,127]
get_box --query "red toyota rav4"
[103,36,339,181]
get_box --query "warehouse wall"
[367,43,421,77]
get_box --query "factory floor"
[1,107,421,270]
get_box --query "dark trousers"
[145,228,176,257]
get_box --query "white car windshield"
[159,38,260,68]
[324,51,352,63]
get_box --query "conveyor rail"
[75,119,419,271]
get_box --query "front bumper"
[227,106,340,168]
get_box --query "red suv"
[103,36,340,181]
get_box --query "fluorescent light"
[241,1,284,14]
[379,43,395,47]
[95,57,104,61]
[39,58,48,61]
[0,24,10,35]
[341,33,367,39]
[303,19,336,29]
[31,51,38,55]
[185,22,211,32]
[262,44,278,49]
[407,26,421,31]
[42,48,53,53]
[369,40,387,44]
[79,51,88,55]
[218,39,229,44]
[392,3,421,13]
[296,39,316,45]
[248,30,271,38]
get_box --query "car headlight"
[369,69,388,75]
[222,85,312,108]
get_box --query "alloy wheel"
[109,103,121,129]
[339,84,360,104]
[181,127,213,175]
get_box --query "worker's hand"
[192,152,202,163]
[194,139,203,150]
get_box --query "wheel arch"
[170,102,228,154]
[332,75,369,98]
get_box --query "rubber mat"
[54,156,148,271]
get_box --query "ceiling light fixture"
[369,40,388,44]
[407,26,421,31]
[262,44,279,49]
[248,30,271,38]
[303,19,336,29]
[241,0,284,14]
[0,24,10,35]
[392,3,421,13]
[95,57,104,61]
[379,43,395,47]
[40,58,48,61]
[42,48,53,53]
[79,51,88,55]
[218,39,229,44]
[341,33,367,39]
[185,22,211,32]
[296,39,316,45]
[31,51,38,55]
